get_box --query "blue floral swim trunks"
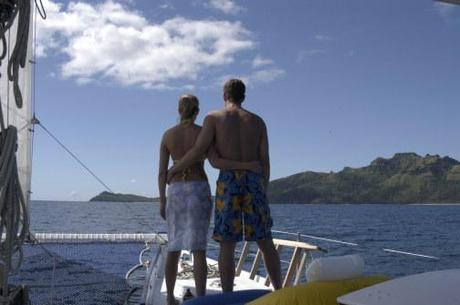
[213,170,273,242]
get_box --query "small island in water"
[90,191,158,203]
[90,153,460,204]
[268,152,460,204]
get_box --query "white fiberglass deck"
[159,255,271,304]
[338,269,460,305]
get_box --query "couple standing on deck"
[158,79,281,305]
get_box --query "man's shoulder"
[243,109,266,126]
[204,110,224,122]
[207,109,225,117]
[206,108,266,127]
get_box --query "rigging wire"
[272,229,359,246]
[272,229,439,260]
[34,121,160,232]
[6,30,10,126]
[35,121,114,193]
[36,119,160,233]
[382,248,439,260]
[27,6,58,302]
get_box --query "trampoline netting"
[9,242,146,305]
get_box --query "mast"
[0,0,34,303]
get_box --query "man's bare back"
[210,107,265,162]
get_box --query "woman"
[158,94,258,304]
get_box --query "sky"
[29,0,460,201]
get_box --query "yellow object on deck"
[247,276,388,305]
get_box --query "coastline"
[30,200,460,205]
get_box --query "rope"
[177,260,220,280]
[0,126,29,301]
[0,1,49,303]
[0,0,34,302]
[5,0,31,109]
[34,0,46,20]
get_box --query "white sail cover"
[0,3,34,209]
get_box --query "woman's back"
[163,123,207,182]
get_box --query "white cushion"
[306,254,364,282]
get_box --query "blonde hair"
[178,94,199,126]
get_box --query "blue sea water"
[29,201,460,278]
[11,201,459,304]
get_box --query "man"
[168,79,282,292]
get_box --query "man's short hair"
[223,79,246,104]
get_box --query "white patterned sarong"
[166,181,212,252]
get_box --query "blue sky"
[31,0,460,201]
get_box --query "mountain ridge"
[267,152,460,204]
[90,191,158,203]
[89,153,460,204]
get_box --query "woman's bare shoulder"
[162,125,181,141]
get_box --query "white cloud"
[207,0,243,15]
[75,77,93,85]
[315,34,333,41]
[297,49,326,62]
[219,68,285,87]
[251,55,273,68]
[37,0,255,88]
[159,2,173,10]
[130,178,136,183]
[249,68,285,83]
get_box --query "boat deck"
[164,255,270,303]
[136,237,323,304]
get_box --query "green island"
[90,191,158,203]
[268,152,460,204]
[90,153,460,204]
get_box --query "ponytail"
[178,95,199,126]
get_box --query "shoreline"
[31,200,460,205]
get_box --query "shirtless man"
[168,79,282,292]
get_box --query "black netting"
[9,242,145,305]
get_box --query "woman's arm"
[158,134,170,220]
[207,146,261,172]
[167,115,216,181]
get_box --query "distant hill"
[90,191,158,203]
[268,153,460,204]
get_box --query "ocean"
[13,201,460,304]
[29,201,460,277]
